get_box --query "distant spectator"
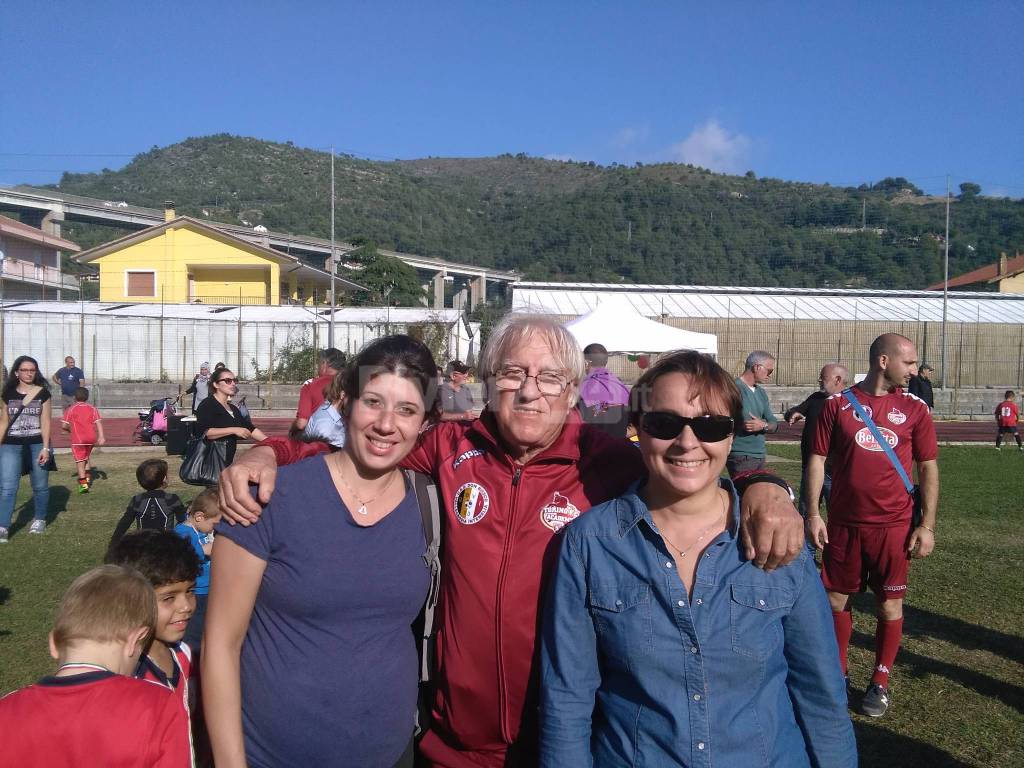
[785,363,849,529]
[439,360,477,422]
[302,371,347,447]
[109,459,188,548]
[995,390,1022,451]
[61,386,105,494]
[728,350,779,476]
[0,355,53,541]
[195,368,268,480]
[53,355,86,410]
[184,362,212,414]
[293,348,346,433]
[577,343,631,438]
[908,364,934,410]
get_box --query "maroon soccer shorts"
[822,523,911,600]
[71,445,93,463]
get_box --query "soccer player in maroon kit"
[804,333,939,717]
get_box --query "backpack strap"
[405,469,442,683]
[842,388,914,495]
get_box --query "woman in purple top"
[202,336,439,768]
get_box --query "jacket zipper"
[494,464,523,742]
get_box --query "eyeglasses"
[639,412,735,442]
[493,367,569,396]
[216,377,237,385]
[756,364,774,376]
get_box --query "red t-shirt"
[62,402,100,445]
[0,671,190,767]
[296,374,334,420]
[996,400,1019,427]
[812,387,938,527]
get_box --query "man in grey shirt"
[439,360,476,421]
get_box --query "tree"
[347,241,425,306]
[958,182,981,199]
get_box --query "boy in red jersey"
[106,530,201,743]
[995,390,1022,451]
[805,333,939,718]
[60,386,105,493]
[0,564,190,767]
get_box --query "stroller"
[133,395,181,445]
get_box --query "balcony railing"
[1,258,80,291]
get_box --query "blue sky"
[2,1,1021,197]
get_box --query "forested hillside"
[46,134,1024,289]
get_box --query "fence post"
[91,333,98,406]
[182,336,187,381]
[237,288,243,378]
[268,336,274,409]
[159,287,165,381]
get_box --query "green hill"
[46,134,1024,289]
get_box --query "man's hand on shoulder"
[218,446,278,526]
[739,482,803,571]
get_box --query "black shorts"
[998,426,1019,434]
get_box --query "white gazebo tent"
[563,298,718,355]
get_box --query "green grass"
[1,447,1022,766]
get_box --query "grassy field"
[0,446,1021,766]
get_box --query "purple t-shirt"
[216,455,429,768]
[578,368,631,408]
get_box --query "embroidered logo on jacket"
[886,408,907,425]
[452,449,485,470]
[854,426,898,452]
[539,491,582,533]
[454,482,490,524]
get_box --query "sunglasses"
[216,377,237,385]
[639,412,735,442]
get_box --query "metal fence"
[0,309,469,382]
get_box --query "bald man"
[804,334,939,718]
[785,363,849,522]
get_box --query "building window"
[126,270,156,297]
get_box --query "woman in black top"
[195,369,268,471]
[0,356,54,540]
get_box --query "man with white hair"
[728,351,780,477]
[217,316,804,766]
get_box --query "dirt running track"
[48,417,1001,450]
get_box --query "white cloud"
[668,119,751,173]
[610,125,650,149]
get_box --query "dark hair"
[582,343,609,368]
[1006,390,1015,399]
[208,368,235,396]
[448,359,470,375]
[136,458,169,490]
[213,362,226,371]
[74,387,89,402]
[105,530,201,588]
[320,348,346,372]
[2,355,48,401]
[342,335,440,421]
[629,350,742,428]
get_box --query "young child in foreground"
[109,459,188,548]
[106,530,201,725]
[60,386,105,493]
[0,564,190,767]
[174,485,221,655]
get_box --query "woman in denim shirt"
[540,351,856,768]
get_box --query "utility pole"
[940,175,950,388]
[861,199,866,230]
[328,146,337,348]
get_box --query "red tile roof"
[927,253,1024,290]
[0,214,80,251]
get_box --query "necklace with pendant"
[335,456,398,516]
[657,491,728,558]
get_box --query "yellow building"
[74,208,363,305]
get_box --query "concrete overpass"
[0,185,519,309]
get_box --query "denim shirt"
[540,481,856,768]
